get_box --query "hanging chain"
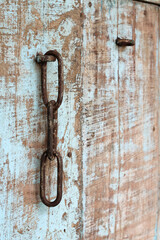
[36,50,64,207]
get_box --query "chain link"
[36,50,63,207]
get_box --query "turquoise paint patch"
[154,214,158,240]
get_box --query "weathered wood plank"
[81,0,119,239]
[117,1,159,239]
[157,7,160,240]
[0,0,159,239]
[82,0,159,239]
[0,0,82,239]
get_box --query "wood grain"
[118,1,159,239]
[82,0,159,239]
[81,0,119,239]
[0,0,159,239]
[157,7,160,240]
[0,0,82,239]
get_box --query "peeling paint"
[0,0,159,239]
[0,0,82,239]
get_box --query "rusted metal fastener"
[36,54,56,63]
[36,50,64,207]
[116,38,135,47]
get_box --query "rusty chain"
[36,50,63,207]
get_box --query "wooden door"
[0,0,159,239]
[0,0,82,239]
[82,0,160,239]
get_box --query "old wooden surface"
[158,7,160,240]
[82,0,159,239]
[0,0,82,239]
[118,1,159,239]
[0,0,160,239]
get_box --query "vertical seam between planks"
[153,6,160,240]
[80,1,84,239]
[81,0,85,239]
[158,6,159,240]
[156,7,160,240]
[115,1,120,239]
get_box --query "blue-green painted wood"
[0,0,82,239]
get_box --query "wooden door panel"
[0,0,159,239]
[118,1,159,239]
[82,0,119,239]
[82,0,159,239]
[158,7,160,239]
[0,0,82,239]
